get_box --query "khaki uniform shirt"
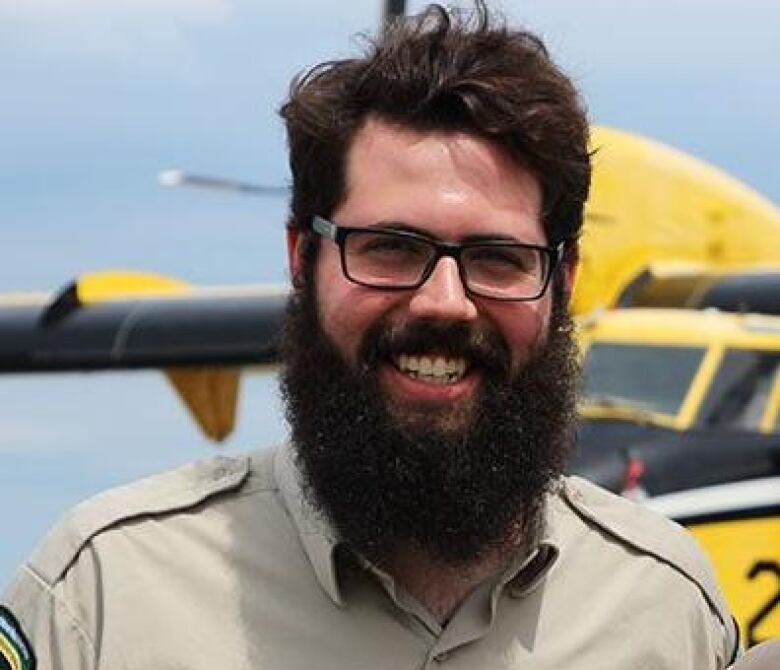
[3,444,739,669]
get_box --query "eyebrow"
[365,220,522,244]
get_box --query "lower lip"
[379,363,479,404]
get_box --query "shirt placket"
[421,544,559,668]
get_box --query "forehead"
[336,118,545,243]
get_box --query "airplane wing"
[0,271,288,441]
[0,275,286,372]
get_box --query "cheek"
[314,253,400,362]
[486,299,551,367]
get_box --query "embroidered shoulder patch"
[0,606,35,670]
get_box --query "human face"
[279,279,578,565]
[288,118,575,415]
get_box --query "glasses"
[311,216,565,301]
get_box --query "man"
[2,4,739,669]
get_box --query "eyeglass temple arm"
[311,216,337,240]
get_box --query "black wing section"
[0,290,287,373]
[572,419,780,496]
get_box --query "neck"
[384,532,529,623]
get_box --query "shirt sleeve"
[3,559,99,670]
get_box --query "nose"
[408,257,478,322]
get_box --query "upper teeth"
[396,354,468,383]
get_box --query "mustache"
[359,319,511,375]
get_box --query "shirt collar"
[274,442,564,608]
[274,443,345,606]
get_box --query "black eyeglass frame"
[311,215,567,302]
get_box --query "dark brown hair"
[280,1,591,247]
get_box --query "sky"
[1,0,779,582]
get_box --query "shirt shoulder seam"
[29,453,256,585]
[560,475,736,659]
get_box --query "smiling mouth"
[393,353,469,385]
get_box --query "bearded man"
[2,4,739,669]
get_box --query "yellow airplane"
[574,307,780,645]
[571,130,780,646]
[575,126,780,316]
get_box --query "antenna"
[382,0,406,35]
[158,170,288,197]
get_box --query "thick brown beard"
[279,280,579,567]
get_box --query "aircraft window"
[582,343,705,417]
[697,350,780,430]
[769,367,780,434]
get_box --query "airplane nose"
[408,257,478,322]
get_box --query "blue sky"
[1,0,778,582]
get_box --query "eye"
[349,232,429,261]
[466,245,540,276]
